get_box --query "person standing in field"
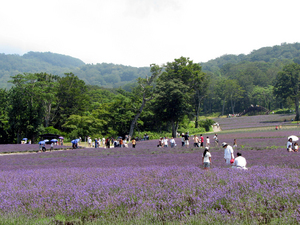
[233,139,237,148]
[223,142,234,165]
[170,137,176,148]
[88,137,92,148]
[206,137,210,148]
[213,134,219,146]
[200,134,204,147]
[287,138,293,152]
[184,132,189,147]
[202,147,211,170]
[164,137,169,147]
[194,135,200,147]
[181,133,185,147]
[132,138,136,148]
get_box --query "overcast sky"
[1,0,299,67]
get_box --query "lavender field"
[1,115,300,224]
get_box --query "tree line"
[0,57,213,144]
[1,53,299,144]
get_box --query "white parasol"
[288,135,299,142]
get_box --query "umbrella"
[43,139,49,142]
[22,138,27,140]
[39,141,45,145]
[71,140,77,144]
[288,135,299,141]
[58,136,64,139]
[51,139,58,142]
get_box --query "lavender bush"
[1,115,300,224]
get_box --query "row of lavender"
[0,166,299,223]
[214,114,295,130]
[0,116,300,223]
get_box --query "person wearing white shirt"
[164,137,168,147]
[232,152,247,170]
[287,138,293,152]
[222,142,234,165]
[170,137,176,148]
[202,147,211,169]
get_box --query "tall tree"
[128,64,162,138]
[8,73,46,143]
[54,73,89,130]
[274,63,300,120]
[153,57,204,137]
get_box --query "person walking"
[202,147,211,170]
[170,137,176,148]
[206,137,210,148]
[200,134,204,147]
[213,134,219,146]
[181,133,185,147]
[184,132,189,147]
[132,138,136,148]
[222,142,234,165]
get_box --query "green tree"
[274,63,300,120]
[54,73,89,130]
[128,64,162,138]
[8,73,46,143]
[153,57,202,137]
[0,89,9,143]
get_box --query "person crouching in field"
[232,152,247,170]
[202,147,211,170]
[294,142,299,152]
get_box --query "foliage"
[198,118,215,131]
[274,63,300,120]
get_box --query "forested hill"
[0,52,151,89]
[201,42,300,75]
[0,42,300,89]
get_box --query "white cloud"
[0,0,299,67]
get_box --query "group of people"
[157,137,177,148]
[287,138,299,152]
[87,135,133,149]
[201,141,247,170]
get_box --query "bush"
[198,119,215,132]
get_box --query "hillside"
[0,42,300,89]
[201,42,300,74]
[0,52,150,89]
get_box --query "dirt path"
[212,125,222,132]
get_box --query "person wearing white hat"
[223,142,234,165]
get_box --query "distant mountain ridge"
[201,42,300,73]
[0,42,300,89]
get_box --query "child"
[132,138,136,148]
[294,142,299,152]
[233,139,237,148]
[206,137,210,148]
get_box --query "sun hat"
[222,142,227,147]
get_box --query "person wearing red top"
[200,134,204,147]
